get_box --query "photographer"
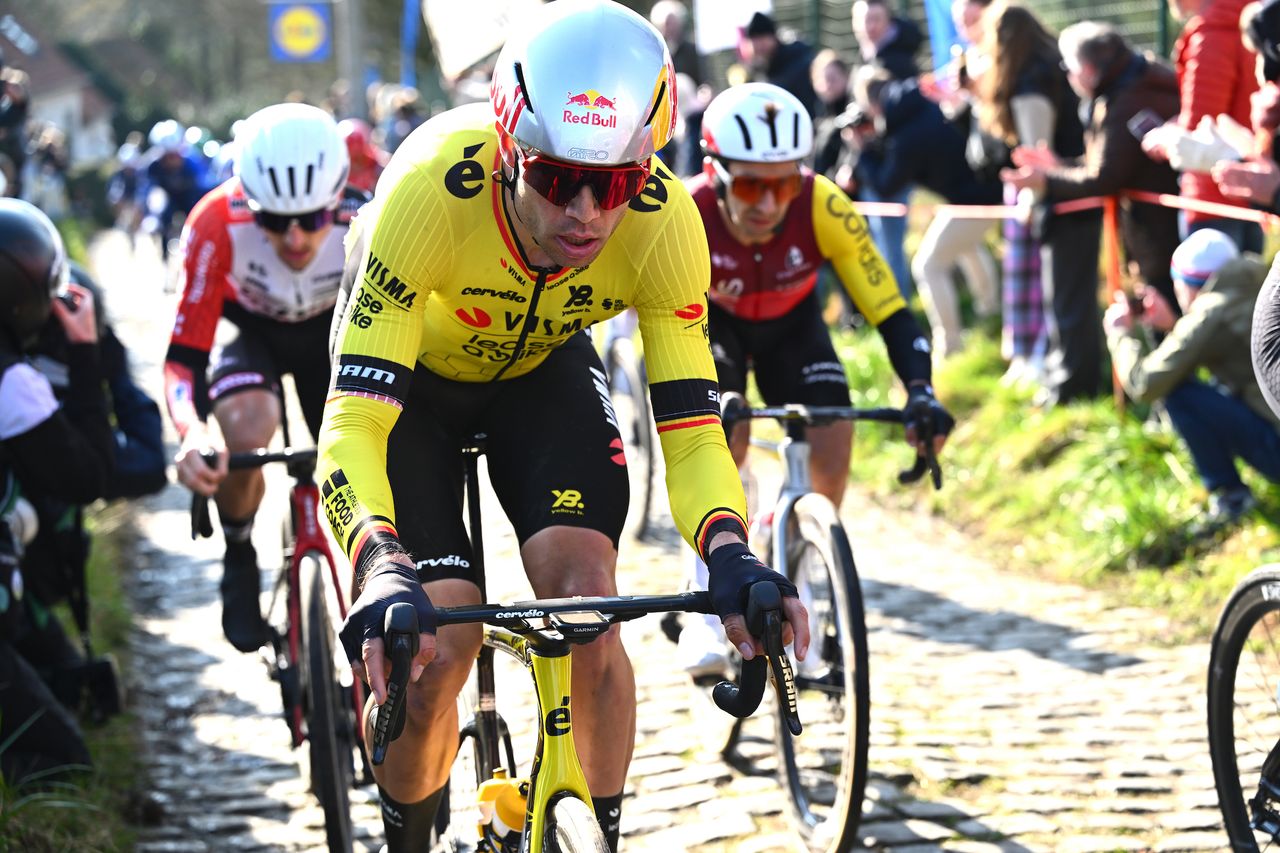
[1107,229,1280,528]
[851,66,1003,354]
[0,199,114,781]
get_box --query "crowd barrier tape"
[849,189,1279,225]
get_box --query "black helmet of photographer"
[0,198,68,352]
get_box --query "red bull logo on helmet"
[564,89,618,127]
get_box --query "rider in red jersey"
[677,83,955,674]
[163,103,369,652]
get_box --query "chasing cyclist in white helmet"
[318,2,809,849]
[163,102,368,654]
[675,81,954,674]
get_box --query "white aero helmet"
[701,83,814,163]
[236,103,349,214]
[490,0,677,166]
[149,119,186,153]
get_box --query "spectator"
[1213,0,1280,209]
[23,124,71,220]
[0,199,113,783]
[652,1,709,177]
[975,4,1092,406]
[651,0,703,87]
[853,66,1002,355]
[382,86,425,153]
[0,63,30,199]
[1143,0,1261,252]
[1107,229,1279,527]
[852,0,924,81]
[1002,23,1183,318]
[741,12,818,116]
[811,50,855,184]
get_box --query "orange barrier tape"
[849,189,1277,224]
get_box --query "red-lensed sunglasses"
[512,144,650,211]
[252,207,335,234]
[710,158,803,206]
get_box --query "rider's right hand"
[174,427,227,496]
[340,558,438,704]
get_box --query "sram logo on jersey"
[332,354,409,406]
[364,253,418,308]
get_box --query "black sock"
[221,514,254,544]
[378,784,444,853]
[592,790,623,852]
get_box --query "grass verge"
[0,502,145,851]
[831,324,1280,641]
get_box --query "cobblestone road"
[93,232,1228,852]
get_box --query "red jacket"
[1172,0,1259,223]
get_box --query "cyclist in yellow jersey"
[676,83,956,675]
[317,2,808,849]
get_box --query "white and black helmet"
[701,83,814,163]
[490,0,677,166]
[149,119,186,153]
[236,103,349,214]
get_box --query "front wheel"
[1208,564,1280,851]
[301,552,355,852]
[545,794,609,853]
[777,494,869,852]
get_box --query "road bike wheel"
[605,340,655,541]
[301,551,355,852]
[545,794,609,853]
[1208,564,1280,852]
[777,494,869,853]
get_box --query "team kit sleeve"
[811,174,907,324]
[633,193,749,559]
[162,198,231,437]
[317,166,449,579]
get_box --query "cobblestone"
[93,230,1234,851]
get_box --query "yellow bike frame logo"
[544,696,571,736]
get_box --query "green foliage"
[834,326,1280,636]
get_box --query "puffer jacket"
[1173,0,1259,223]
[1108,256,1279,427]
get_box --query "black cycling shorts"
[208,303,332,439]
[709,289,851,407]
[388,332,630,584]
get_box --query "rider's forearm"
[876,308,933,389]
[163,346,210,440]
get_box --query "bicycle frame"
[280,455,361,748]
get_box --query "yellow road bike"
[369,439,800,853]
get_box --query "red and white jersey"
[169,178,365,354]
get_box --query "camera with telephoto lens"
[834,106,874,132]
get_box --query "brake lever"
[762,607,802,736]
[189,450,220,540]
[711,581,790,722]
[370,602,420,766]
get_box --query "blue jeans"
[862,185,912,299]
[1163,379,1280,492]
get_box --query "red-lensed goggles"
[513,144,650,211]
[252,207,335,234]
[710,158,803,206]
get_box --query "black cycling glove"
[705,542,798,622]
[902,385,955,447]
[339,560,437,665]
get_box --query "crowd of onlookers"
[642,0,1280,532]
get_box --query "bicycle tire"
[545,794,609,853]
[301,551,356,853]
[605,340,655,541]
[1208,564,1280,852]
[777,494,869,853]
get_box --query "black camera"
[1126,292,1145,317]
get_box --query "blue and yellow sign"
[268,2,332,63]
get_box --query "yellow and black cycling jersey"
[319,103,746,573]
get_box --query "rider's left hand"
[902,384,954,458]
